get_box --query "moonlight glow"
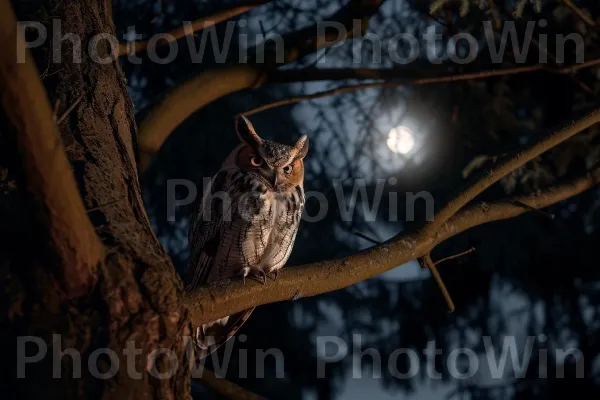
[387,126,415,154]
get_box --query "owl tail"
[194,307,255,359]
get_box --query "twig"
[242,59,600,118]
[422,254,455,312]
[530,37,592,94]
[118,0,271,56]
[433,247,476,266]
[86,196,127,213]
[351,229,382,245]
[511,200,555,219]
[0,1,103,297]
[563,0,596,27]
[56,94,84,125]
[196,367,266,400]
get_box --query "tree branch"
[269,55,600,84]
[421,253,455,312]
[436,166,600,240]
[118,0,272,56]
[242,59,600,117]
[423,108,600,236]
[184,111,600,325]
[433,247,475,266]
[137,0,386,172]
[137,66,266,171]
[563,0,596,27]
[268,0,385,65]
[0,0,103,297]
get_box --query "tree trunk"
[0,0,192,398]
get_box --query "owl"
[185,115,308,358]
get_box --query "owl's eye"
[250,155,263,167]
[283,165,293,174]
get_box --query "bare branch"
[137,0,386,172]
[351,229,382,245]
[118,0,271,56]
[511,200,555,219]
[436,166,600,241]
[184,112,600,325]
[137,66,266,171]
[0,0,103,297]
[423,108,600,236]
[271,58,600,83]
[433,247,476,266]
[243,59,600,117]
[270,0,385,65]
[563,0,596,27]
[420,253,455,312]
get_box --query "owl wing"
[260,186,305,271]
[185,170,273,359]
[212,185,274,279]
[185,169,274,287]
[185,169,242,290]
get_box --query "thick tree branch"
[118,0,271,56]
[137,66,266,171]
[423,108,600,235]
[137,0,385,172]
[184,112,600,325]
[0,0,103,297]
[436,166,600,240]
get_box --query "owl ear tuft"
[294,135,309,159]
[235,115,263,147]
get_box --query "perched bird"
[185,115,308,358]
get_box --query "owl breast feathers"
[185,115,308,358]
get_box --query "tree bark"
[0,0,192,398]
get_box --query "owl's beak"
[258,169,278,188]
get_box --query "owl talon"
[268,270,279,281]
[239,267,251,284]
[241,268,268,285]
[247,274,266,285]
[258,270,267,285]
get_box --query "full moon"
[387,126,415,154]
